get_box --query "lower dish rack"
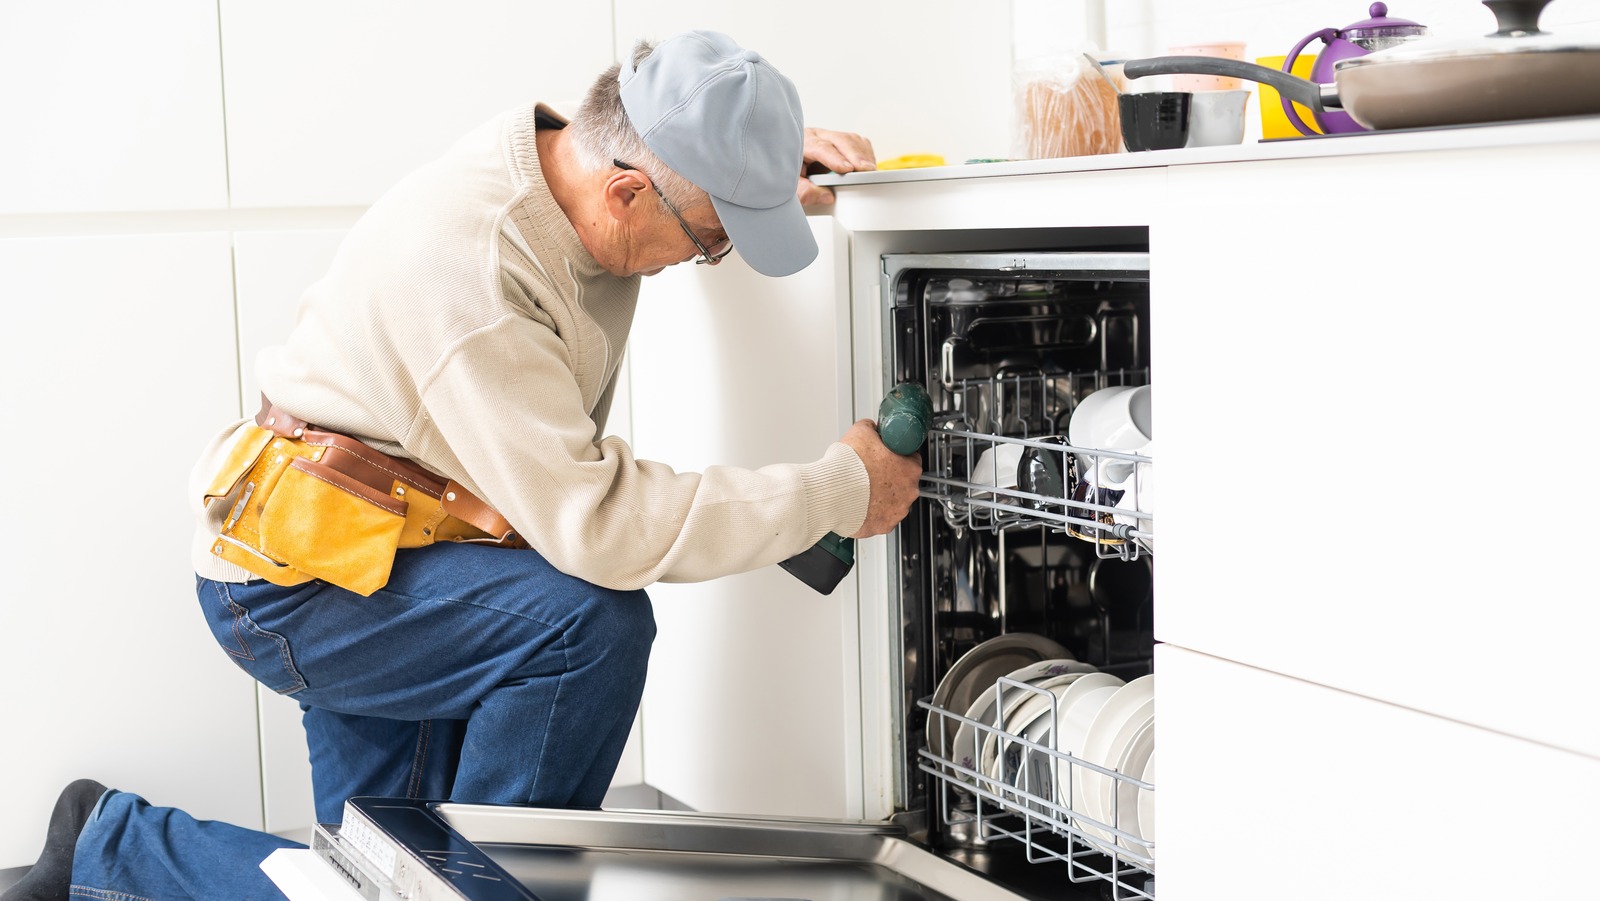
[919,676,1156,901]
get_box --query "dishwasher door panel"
[302,799,1034,901]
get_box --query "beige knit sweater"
[190,103,869,591]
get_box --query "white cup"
[1185,90,1250,148]
[969,442,1026,499]
[1069,386,1151,469]
[1067,386,1154,545]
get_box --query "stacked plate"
[927,634,1073,779]
[1063,674,1156,859]
[926,638,1157,862]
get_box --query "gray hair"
[566,40,704,211]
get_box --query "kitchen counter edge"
[811,115,1600,187]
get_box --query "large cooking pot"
[1123,0,1600,132]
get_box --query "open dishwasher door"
[278,796,1032,901]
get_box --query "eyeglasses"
[614,159,733,266]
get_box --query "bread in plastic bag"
[1014,54,1125,159]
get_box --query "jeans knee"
[573,586,656,671]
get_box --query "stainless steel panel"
[325,799,1032,901]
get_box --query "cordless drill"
[779,382,933,595]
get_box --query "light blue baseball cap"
[619,31,815,278]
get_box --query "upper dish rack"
[920,367,1152,560]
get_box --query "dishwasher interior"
[884,249,1156,900]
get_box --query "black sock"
[1,780,109,901]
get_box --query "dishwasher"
[288,248,1156,901]
[882,249,1156,900]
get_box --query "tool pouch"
[202,398,523,596]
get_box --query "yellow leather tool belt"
[201,396,525,596]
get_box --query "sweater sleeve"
[410,314,870,590]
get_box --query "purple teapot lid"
[1343,2,1427,36]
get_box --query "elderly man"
[5,30,920,901]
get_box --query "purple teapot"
[1282,2,1427,135]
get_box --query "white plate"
[1077,674,1156,847]
[1102,714,1155,856]
[978,671,1089,788]
[1050,675,1126,815]
[946,658,1088,788]
[927,634,1070,765]
[983,673,1091,805]
[983,658,1101,748]
[1137,749,1157,856]
[947,690,1001,784]
[1015,698,1062,812]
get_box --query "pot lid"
[1338,0,1600,68]
[1342,2,1426,38]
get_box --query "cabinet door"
[219,1,614,208]
[625,223,858,818]
[1155,643,1600,899]
[0,233,258,867]
[0,0,228,213]
[1153,143,1600,757]
[613,1,1014,165]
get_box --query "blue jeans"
[72,789,300,901]
[70,541,655,900]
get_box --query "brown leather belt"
[252,395,523,548]
[205,396,526,595]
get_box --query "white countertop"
[810,114,1600,187]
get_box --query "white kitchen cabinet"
[0,0,228,214]
[218,0,614,208]
[0,233,260,868]
[612,0,1015,165]
[1154,642,1600,899]
[1153,142,1600,759]
[625,223,861,817]
[820,121,1600,898]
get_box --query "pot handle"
[1122,56,1333,116]
[1281,28,1338,136]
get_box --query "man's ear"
[603,170,651,223]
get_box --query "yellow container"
[1256,55,1320,138]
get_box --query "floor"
[0,783,688,894]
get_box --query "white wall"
[0,0,1009,864]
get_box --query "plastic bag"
[1014,54,1125,159]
